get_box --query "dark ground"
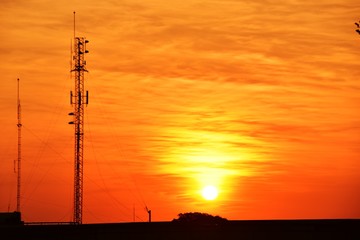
[1,219,359,240]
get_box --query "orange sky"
[1,0,360,223]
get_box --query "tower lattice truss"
[70,37,89,224]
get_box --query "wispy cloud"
[0,0,359,222]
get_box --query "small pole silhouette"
[148,210,152,222]
[146,207,151,222]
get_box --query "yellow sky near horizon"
[1,0,360,223]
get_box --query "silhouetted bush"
[172,212,228,225]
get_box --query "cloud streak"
[0,0,359,222]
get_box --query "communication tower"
[16,78,22,213]
[68,12,89,224]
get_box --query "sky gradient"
[1,0,360,223]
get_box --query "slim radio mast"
[69,12,89,224]
[16,78,22,213]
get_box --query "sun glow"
[201,185,218,201]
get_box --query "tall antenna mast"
[73,11,76,40]
[16,78,22,213]
[69,12,89,224]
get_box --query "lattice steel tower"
[16,78,22,213]
[69,13,89,224]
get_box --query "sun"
[201,185,218,200]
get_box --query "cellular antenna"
[16,78,22,213]
[68,12,89,224]
[355,20,360,35]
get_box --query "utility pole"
[148,209,152,223]
[146,207,152,222]
[69,12,89,224]
[16,78,22,213]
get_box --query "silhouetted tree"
[172,212,228,225]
